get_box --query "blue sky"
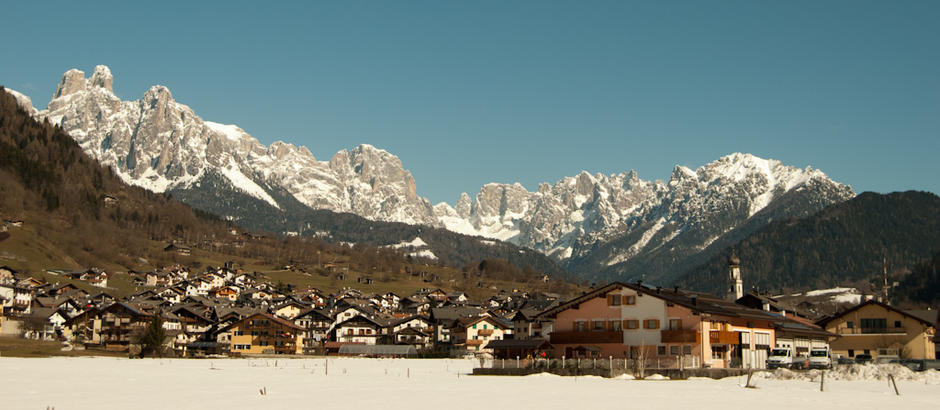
[3,1,938,204]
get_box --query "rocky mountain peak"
[89,65,114,93]
[455,192,473,219]
[53,69,87,99]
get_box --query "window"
[670,345,680,355]
[682,345,692,355]
[657,346,666,356]
[864,349,870,355]
[668,319,681,330]
[472,324,477,329]
[608,294,622,306]
[643,319,660,330]
[624,320,639,330]
[846,321,854,329]
[575,321,587,332]
[860,318,887,330]
[848,349,855,357]
[610,320,622,331]
[625,295,636,305]
[483,324,488,330]
[593,320,605,331]
[894,321,901,328]
[710,321,720,330]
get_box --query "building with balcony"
[537,282,814,369]
[455,315,511,352]
[223,312,304,355]
[817,300,936,360]
[335,314,386,345]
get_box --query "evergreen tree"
[137,313,167,358]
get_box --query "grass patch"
[0,336,125,358]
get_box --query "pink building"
[539,282,809,369]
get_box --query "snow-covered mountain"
[5,66,855,283]
[29,66,436,225]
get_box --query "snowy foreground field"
[1,357,938,410]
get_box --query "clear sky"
[3,1,938,204]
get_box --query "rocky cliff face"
[29,66,436,224]
[6,66,856,284]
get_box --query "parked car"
[854,354,874,364]
[889,359,925,371]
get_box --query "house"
[538,282,788,369]
[23,307,70,340]
[388,315,434,349]
[79,270,108,288]
[293,308,333,353]
[273,300,309,320]
[335,314,386,345]
[212,286,239,302]
[64,302,153,350]
[425,289,448,303]
[511,308,554,340]
[817,299,936,360]
[164,243,191,256]
[0,284,33,316]
[456,316,512,353]
[222,312,304,355]
[156,287,185,304]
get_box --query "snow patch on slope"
[218,160,280,209]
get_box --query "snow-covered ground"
[1,358,937,410]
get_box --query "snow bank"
[757,364,940,384]
[2,358,938,410]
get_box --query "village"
[0,253,935,376]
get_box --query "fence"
[478,355,701,371]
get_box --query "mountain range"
[5,66,857,285]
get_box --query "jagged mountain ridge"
[7,65,855,283]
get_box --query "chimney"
[762,301,770,311]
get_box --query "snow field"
[2,357,938,410]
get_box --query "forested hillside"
[674,191,940,295]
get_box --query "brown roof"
[817,300,939,328]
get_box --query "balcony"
[466,339,484,346]
[839,327,907,335]
[477,329,494,336]
[709,330,739,345]
[661,329,700,343]
[549,331,622,344]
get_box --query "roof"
[906,309,939,326]
[429,306,484,322]
[218,312,304,332]
[337,344,417,356]
[335,314,387,329]
[539,281,804,326]
[295,307,332,321]
[817,299,939,328]
[485,338,551,350]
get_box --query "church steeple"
[728,250,743,300]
